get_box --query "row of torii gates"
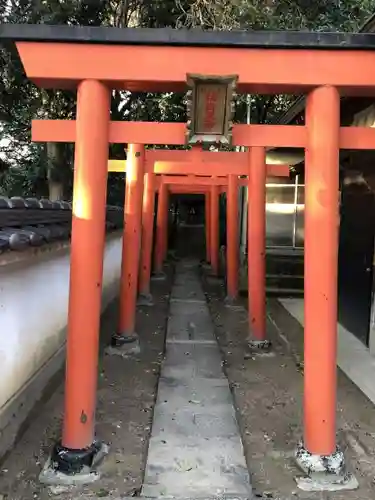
[6,24,375,487]
[107,148,289,315]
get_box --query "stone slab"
[169,300,210,317]
[164,342,223,368]
[143,435,251,498]
[174,273,201,285]
[161,363,225,381]
[151,404,240,439]
[171,283,206,301]
[166,320,215,343]
[142,261,252,499]
[154,378,234,413]
[166,304,215,343]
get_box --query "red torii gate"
[107,155,290,316]
[7,24,375,490]
[150,161,268,339]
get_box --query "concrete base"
[151,272,166,282]
[295,443,358,492]
[201,261,212,271]
[167,250,179,261]
[247,339,272,353]
[137,292,154,307]
[105,334,140,358]
[224,296,244,311]
[205,274,222,285]
[39,442,109,486]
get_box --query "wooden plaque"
[186,74,238,145]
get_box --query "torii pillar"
[138,172,156,305]
[226,174,239,303]
[205,191,211,264]
[108,143,145,355]
[153,182,169,279]
[46,80,110,477]
[295,86,354,488]
[247,147,269,349]
[210,184,220,276]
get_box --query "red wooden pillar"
[247,147,267,343]
[154,182,168,276]
[57,80,110,471]
[113,144,145,347]
[205,192,211,263]
[162,186,170,262]
[303,86,340,457]
[226,174,239,302]
[210,184,219,276]
[138,172,155,305]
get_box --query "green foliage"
[0,0,373,202]
[0,0,107,198]
[0,143,48,197]
[175,0,373,31]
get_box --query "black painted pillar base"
[105,333,140,358]
[137,292,154,307]
[39,440,109,485]
[246,338,273,357]
[200,260,211,271]
[151,271,166,281]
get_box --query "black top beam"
[2,24,375,50]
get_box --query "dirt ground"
[202,272,375,500]
[1,221,375,500]
[0,265,173,500]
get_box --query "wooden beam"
[32,120,304,148]
[155,179,223,192]
[152,176,286,188]
[161,176,226,186]
[18,42,375,94]
[146,150,245,164]
[108,159,290,177]
[31,119,375,150]
[153,161,288,176]
[339,126,375,149]
[165,185,227,194]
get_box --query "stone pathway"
[142,259,252,499]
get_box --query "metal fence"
[266,176,304,250]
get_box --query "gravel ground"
[1,220,375,500]
[202,271,375,500]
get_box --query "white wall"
[0,234,122,452]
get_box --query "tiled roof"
[2,24,375,49]
[0,196,123,253]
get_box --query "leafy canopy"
[0,0,372,199]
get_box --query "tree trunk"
[48,180,64,201]
[46,142,65,201]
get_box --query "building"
[228,12,375,409]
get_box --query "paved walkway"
[280,297,375,407]
[142,259,252,499]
